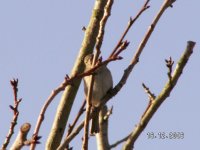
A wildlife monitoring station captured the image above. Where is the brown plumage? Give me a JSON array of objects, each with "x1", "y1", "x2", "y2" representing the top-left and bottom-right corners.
[{"x1": 83, "y1": 54, "x2": 113, "y2": 135}]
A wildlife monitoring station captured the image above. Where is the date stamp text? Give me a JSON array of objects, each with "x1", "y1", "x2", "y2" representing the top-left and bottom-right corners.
[{"x1": 146, "y1": 132, "x2": 184, "y2": 140}]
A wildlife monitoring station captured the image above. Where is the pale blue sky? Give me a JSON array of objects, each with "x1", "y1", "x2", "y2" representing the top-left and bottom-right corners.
[{"x1": 0, "y1": 1, "x2": 199, "y2": 149}]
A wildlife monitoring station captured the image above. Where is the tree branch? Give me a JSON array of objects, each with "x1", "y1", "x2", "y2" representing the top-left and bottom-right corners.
[
  {"x1": 65, "y1": 100, "x2": 86, "y2": 150},
  {"x1": 109, "y1": 134, "x2": 130, "y2": 149},
  {"x1": 96, "y1": 105, "x2": 110, "y2": 150},
  {"x1": 98, "y1": 0, "x2": 177, "y2": 113},
  {"x1": 109, "y1": 0, "x2": 150, "y2": 58},
  {"x1": 57, "y1": 120, "x2": 85, "y2": 150},
  {"x1": 130, "y1": 0, "x2": 176, "y2": 66},
  {"x1": 10, "y1": 123, "x2": 31, "y2": 150},
  {"x1": 1, "y1": 79, "x2": 22, "y2": 150},
  {"x1": 122, "y1": 41, "x2": 195, "y2": 150}
]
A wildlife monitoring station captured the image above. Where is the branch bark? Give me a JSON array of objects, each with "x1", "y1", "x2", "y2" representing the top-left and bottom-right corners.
[
  {"x1": 10, "y1": 123, "x2": 31, "y2": 150},
  {"x1": 45, "y1": 1, "x2": 108, "y2": 149},
  {"x1": 109, "y1": 134, "x2": 130, "y2": 149},
  {"x1": 122, "y1": 41, "x2": 196, "y2": 150},
  {"x1": 96, "y1": 105, "x2": 110, "y2": 150}
]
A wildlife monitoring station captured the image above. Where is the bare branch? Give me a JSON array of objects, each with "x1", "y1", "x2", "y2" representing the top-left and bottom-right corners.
[
  {"x1": 10, "y1": 79, "x2": 18, "y2": 103},
  {"x1": 67, "y1": 100, "x2": 86, "y2": 136},
  {"x1": 96, "y1": 105, "x2": 110, "y2": 150},
  {"x1": 165, "y1": 56, "x2": 174, "y2": 81},
  {"x1": 96, "y1": 0, "x2": 113, "y2": 52},
  {"x1": 30, "y1": 76, "x2": 70, "y2": 148},
  {"x1": 58, "y1": 106, "x2": 112, "y2": 149},
  {"x1": 65, "y1": 100, "x2": 86, "y2": 149},
  {"x1": 10, "y1": 123, "x2": 31, "y2": 150},
  {"x1": 141, "y1": 83, "x2": 156, "y2": 119},
  {"x1": 110, "y1": 134, "x2": 130, "y2": 149},
  {"x1": 57, "y1": 121, "x2": 85, "y2": 150},
  {"x1": 1, "y1": 79, "x2": 22, "y2": 150},
  {"x1": 109, "y1": 0, "x2": 150, "y2": 58},
  {"x1": 122, "y1": 41, "x2": 195, "y2": 150},
  {"x1": 142, "y1": 83, "x2": 156, "y2": 100},
  {"x1": 130, "y1": 0, "x2": 175, "y2": 66},
  {"x1": 82, "y1": 83, "x2": 93, "y2": 150}
]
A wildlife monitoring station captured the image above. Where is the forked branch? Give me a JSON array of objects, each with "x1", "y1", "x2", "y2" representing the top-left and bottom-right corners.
[{"x1": 122, "y1": 41, "x2": 195, "y2": 150}]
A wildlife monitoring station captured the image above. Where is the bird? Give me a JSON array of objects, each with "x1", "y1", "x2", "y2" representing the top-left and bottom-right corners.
[{"x1": 83, "y1": 54, "x2": 113, "y2": 135}]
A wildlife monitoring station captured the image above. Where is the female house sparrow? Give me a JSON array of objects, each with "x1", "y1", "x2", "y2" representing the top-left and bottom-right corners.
[{"x1": 83, "y1": 54, "x2": 113, "y2": 134}]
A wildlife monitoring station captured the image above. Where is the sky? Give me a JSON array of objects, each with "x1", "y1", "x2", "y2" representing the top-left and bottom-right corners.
[{"x1": 0, "y1": 0, "x2": 199, "y2": 150}]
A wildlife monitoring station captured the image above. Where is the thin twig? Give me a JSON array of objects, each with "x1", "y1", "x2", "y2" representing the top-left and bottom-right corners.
[
  {"x1": 142, "y1": 83, "x2": 156, "y2": 100},
  {"x1": 82, "y1": 79, "x2": 94, "y2": 150},
  {"x1": 110, "y1": 134, "x2": 130, "y2": 149},
  {"x1": 112, "y1": 41, "x2": 130, "y2": 58},
  {"x1": 65, "y1": 100, "x2": 86, "y2": 150},
  {"x1": 109, "y1": 0, "x2": 150, "y2": 58},
  {"x1": 1, "y1": 79, "x2": 22, "y2": 150},
  {"x1": 96, "y1": 0, "x2": 113, "y2": 51},
  {"x1": 141, "y1": 83, "x2": 155, "y2": 119},
  {"x1": 82, "y1": 102, "x2": 92, "y2": 150},
  {"x1": 57, "y1": 120, "x2": 85, "y2": 150},
  {"x1": 30, "y1": 76, "x2": 70, "y2": 146},
  {"x1": 82, "y1": 52, "x2": 100, "y2": 150},
  {"x1": 165, "y1": 56, "x2": 174, "y2": 81},
  {"x1": 67, "y1": 100, "x2": 86, "y2": 136}
]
